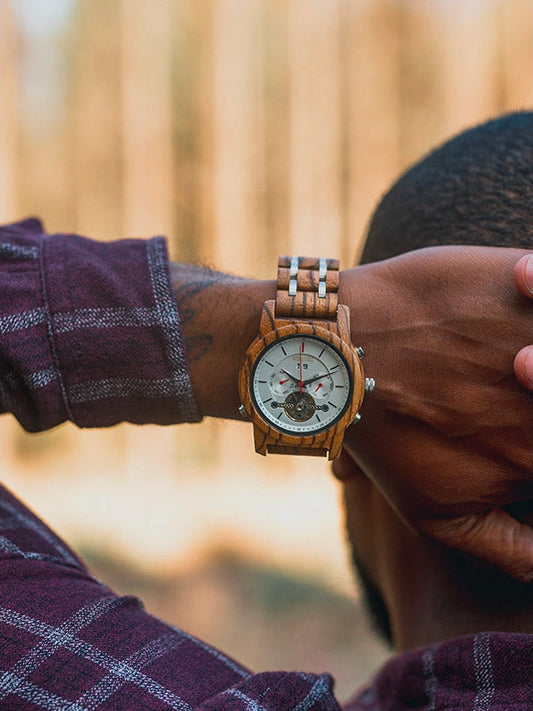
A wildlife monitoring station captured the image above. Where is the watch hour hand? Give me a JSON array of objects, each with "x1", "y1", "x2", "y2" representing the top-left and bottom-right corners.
[{"x1": 280, "y1": 369, "x2": 301, "y2": 384}]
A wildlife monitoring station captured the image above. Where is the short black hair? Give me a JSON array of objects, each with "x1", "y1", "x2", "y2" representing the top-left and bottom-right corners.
[{"x1": 361, "y1": 111, "x2": 533, "y2": 264}]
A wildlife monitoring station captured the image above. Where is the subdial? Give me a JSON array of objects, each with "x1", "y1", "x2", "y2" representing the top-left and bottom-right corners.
[
  {"x1": 268, "y1": 368, "x2": 298, "y2": 398},
  {"x1": 304, "y1": 375, "x2": 334, "y2": 400}
]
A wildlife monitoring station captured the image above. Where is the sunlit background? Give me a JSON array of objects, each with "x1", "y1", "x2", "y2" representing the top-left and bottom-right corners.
[{"x1": 0, "y1": 0, "x2": 531, "y2": 701}]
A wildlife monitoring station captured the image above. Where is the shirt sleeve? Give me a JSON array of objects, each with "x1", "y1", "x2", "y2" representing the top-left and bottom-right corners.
[
  {"x1": 0, "y1": 218, "x2": 201, "y2": 431},
  {"x1": 0, "y1": 482, "x2": 343, "y2": 710}
]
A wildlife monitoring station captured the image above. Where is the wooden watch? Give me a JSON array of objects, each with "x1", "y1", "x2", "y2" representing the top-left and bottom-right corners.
[{"x1": 238, "y1": 256, "x2": 374, "y2": 460}]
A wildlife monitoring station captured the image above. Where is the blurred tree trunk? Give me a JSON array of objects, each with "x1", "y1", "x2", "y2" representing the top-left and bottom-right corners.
[
  {"x1": 70, "y1": 0, "x2": 122, "y2": 238},
  {"x1": 341, "y1": 0, "x2": 401, "y2": 265},
  {"x1": 288, "y1": 0, "x2": 344, "y2": 258},
  {"x1": 119, "y1": 0, "x2": 175, "y2": 238},
  {"x1": 0, "y1": 0, "x2": 21, "y2": 221}
]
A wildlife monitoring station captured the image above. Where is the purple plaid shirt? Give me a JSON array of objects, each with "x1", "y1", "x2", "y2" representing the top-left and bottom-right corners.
[{"x1": 0, "y1": 219, "x2": 531, "y2": 710}]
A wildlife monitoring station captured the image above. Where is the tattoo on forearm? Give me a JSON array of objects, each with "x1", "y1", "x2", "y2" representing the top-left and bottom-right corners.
[
  {"x1": 174, "y1": 280, "x2": 215, "y2": 324},
  {"x1": 174, "y1": 277, "x2": 228, "y2": 363},
  {"x1": 185, "y1": 334, "x2": 213, "y2": 363},
  {"x1": 173, "y1": 266, "x2": 245, "y2": 365}
]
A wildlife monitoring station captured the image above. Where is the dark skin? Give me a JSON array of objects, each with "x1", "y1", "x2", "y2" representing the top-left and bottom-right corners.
[
  {"x1": 331, "y1": 252, "x2": 533, "y2": 651},
  {"x1": 172, "y1": 247, "x2": 533, "y2": 583},
  {"x1": 336, "y1": 454, "x2": 533, "y2": 651},
  {"x1": 513, "y1": 254, "x2": 533, "y2": 388},
  {"x1": 341, "y1": 247, "x2": 533, "y2": 582}
]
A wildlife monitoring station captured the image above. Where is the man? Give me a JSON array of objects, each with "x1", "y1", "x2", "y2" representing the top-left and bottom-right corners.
[
  {"x1": 335, "y1": 110, "x2": 533, "y2": 709},
  {"x1": 0, "y1": 112, "x2": 531, "y2": 709}
]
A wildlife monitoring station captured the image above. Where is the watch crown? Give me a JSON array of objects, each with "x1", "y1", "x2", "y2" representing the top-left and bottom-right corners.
[
  {"x1": 365, "y1": 377, "x2": 375, "y2": 393},
  {"x1": 355, "y1": 346, "x2": 365, "y2": 359},
  {"x1": 353, "y1": 412, "x2": 362, "y2": 424},
  {"x1": 238, "y1": 404, "x2": 250, "y2": 421}
]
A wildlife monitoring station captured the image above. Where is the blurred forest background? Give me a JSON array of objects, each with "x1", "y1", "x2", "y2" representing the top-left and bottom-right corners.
[{"x1": 0, "y1": 0, "x2": 531, "y2": 700}]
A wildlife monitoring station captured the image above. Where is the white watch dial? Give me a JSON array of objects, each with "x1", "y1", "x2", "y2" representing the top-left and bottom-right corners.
[{"x1": 251, "y1": 335, "x2": 353, "y2": 435}]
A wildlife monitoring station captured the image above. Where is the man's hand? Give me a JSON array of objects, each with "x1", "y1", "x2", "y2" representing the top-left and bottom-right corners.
[
  {"x1": 338, "y1": 246, "x2": 533, "y2": 582},
  {"x1": 171, "y1": 248, "x2": 533, "y2": 582},
  {"x1": 513, "y1": 254, "x2": 533, "y2": 390}
]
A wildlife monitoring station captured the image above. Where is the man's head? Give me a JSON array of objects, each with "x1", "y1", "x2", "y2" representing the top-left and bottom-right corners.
[
  {"x1": 361, "y1": 111, "x2": 533, "y2": 264},
  {"x1": 344, "y1": 111, "x2": 533, "y2": 649}
]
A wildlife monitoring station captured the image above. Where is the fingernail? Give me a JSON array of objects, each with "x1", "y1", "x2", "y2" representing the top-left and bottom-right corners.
[
  {"x1": 525, "y1": 255, "x2": 533, "y2": 294},
  {"x1": 526, "y1": 348, "x2": 533, "y2": 387}
]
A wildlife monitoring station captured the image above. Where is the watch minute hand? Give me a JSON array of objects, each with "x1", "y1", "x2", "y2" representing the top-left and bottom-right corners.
[{"x1": 302, "y1": 372, "x2": 330, "y2": 387}]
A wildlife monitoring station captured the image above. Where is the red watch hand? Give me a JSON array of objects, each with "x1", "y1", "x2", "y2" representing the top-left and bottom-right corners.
[{"x1": 299, "y1": 342, "x2": 304, "y2": 394}]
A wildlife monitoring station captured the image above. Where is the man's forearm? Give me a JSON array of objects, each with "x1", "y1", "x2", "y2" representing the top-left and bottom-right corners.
[
  {"x1": 169, "y1": 263, "x2": 275, "y2": 419},
  {"x1": 170, "y1": 250, "x2": 533, "y2": 424}
]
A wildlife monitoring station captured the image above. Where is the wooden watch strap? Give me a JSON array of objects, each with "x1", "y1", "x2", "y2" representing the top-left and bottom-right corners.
[
  {"x1": 267, "y1": 444, "x2": 328, "y2": 457},
  {"x1": 276, "y1": 256, "x2": 339, "y2": 320}
]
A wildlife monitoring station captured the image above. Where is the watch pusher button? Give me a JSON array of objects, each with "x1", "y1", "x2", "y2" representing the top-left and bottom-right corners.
[
  {"x1": 355, "y1": 346, "x2": 365, "y2": 359},
  {"x1": 352, "y1": 412, "x2": 362, "y2": 424},
  {"x1": 364, "y1": 377, "x2": 375, "y2": 393},
  {"x1": 238, "y1": 404, "x2": 250, "y2": 421}
]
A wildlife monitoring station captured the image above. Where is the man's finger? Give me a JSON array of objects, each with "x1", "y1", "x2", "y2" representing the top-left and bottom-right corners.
[
  {"x1": 513, "y1": 254, "x2": 533, "y2": 298},
  {"x1": 514, "y1": 346, "x2": 533, "y2": 390},
  {"x1": 427, "y1": 508, "x2": 533, "y2": 583}
]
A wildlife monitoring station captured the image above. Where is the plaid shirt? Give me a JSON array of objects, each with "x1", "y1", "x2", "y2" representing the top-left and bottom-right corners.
[{"x1": 0, "y1": 219, "x2": 531, "y2": 710}]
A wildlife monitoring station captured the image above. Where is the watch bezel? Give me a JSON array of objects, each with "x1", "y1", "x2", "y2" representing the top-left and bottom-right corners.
[
  {"x1": 249, "y1": 333, "x2": 353, "y2": 436},
  {"x1": 239, "y1": 320, "x2": 365, "y2": 448}
]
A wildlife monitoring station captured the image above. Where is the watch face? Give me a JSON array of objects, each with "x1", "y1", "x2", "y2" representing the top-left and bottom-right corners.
[{"x1": 250, "y1": 334, "x2": 353, "y2": 435}]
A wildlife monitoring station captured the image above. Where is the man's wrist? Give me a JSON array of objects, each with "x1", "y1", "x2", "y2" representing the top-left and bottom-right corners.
[
  {"x1": 169, "y1": 262, "x2": 276, "y2": 419},
  {"x1": 339, "y1": 262, "x2": 398, "y2": 403},
  {"x1": 170, "y1": 259, "x2": 389, "y2": 422}
]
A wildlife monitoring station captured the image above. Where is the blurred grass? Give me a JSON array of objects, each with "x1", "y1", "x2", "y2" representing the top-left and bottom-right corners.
[{"x1": 83, "y1": 544, "x2": 390, "y2": 702}]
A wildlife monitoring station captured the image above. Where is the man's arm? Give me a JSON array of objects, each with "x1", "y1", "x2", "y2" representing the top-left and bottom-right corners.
[
  {"x1": 2, "y1": 219, "x2": 533, "y2": 579},
  {"x1": 170, "y1": 246, "x2": 533, "y2": 580},
  {"x1": 171, "y1": 249, "x2": 533, "y2": 423},
  {"x1": 338, "y1": 246, "x2": 533, "y2": 581},
  {"x1": 168, "y1": 263, "x2": 275, "y2": 419}
]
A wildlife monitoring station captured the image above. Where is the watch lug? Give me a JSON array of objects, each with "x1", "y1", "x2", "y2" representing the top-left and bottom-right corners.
[
  {"x1": 335, "y1": 304, "x2": 352, "y2": 341},
  {"x1": 327, "y1": 430, "x2": 345, "y2": 460},
  {"x1": 253, "y1": 426, "x2": 268, "y2": 456}
]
